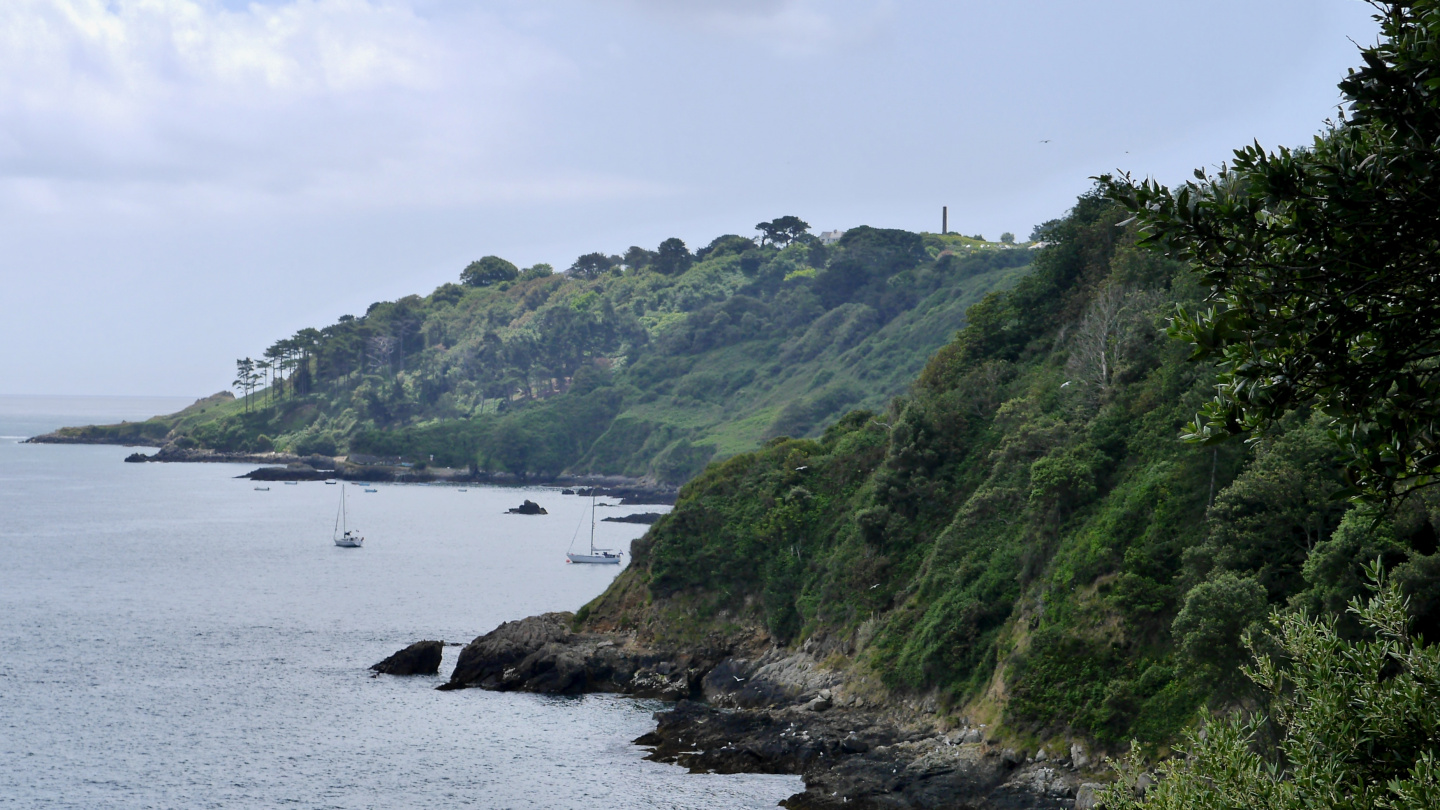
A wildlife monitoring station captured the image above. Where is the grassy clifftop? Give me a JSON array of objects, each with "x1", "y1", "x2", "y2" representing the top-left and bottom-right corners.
[{"x1": 578, "y1": 190, "x2": 1440, "y2": 752}]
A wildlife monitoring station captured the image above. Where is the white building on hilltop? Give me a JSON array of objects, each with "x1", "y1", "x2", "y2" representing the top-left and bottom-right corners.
[{"x1": 818, "y1": 229, "x2": 846, "y2": 245}]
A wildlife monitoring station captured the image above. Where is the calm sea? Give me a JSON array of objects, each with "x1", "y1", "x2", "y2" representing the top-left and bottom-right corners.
[{"x1": 0, "y1": 396, "x2": 799, "y2": 809}]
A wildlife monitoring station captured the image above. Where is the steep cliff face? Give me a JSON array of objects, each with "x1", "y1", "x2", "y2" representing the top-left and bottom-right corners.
[{"x1": 574, "y1": 193, "x2": 1252, "y2": 752}]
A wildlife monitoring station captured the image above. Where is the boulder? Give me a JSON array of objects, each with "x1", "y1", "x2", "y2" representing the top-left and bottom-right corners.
[
  {"x1": 804, "y1": 695, "x2": 832, "y2": 712},
  {"x1": 506, "y1": 499, "x2": 548, "y2": 515},
  {"x1": 1071, "y1": 742, "x2": 1092, "y2": 769},
  {"x1": 1076, "y1": 782, "x2": 1105, "y2": 810},
  {"x1": 371, "y1": 640, "x2": 444, "y2": 675}
]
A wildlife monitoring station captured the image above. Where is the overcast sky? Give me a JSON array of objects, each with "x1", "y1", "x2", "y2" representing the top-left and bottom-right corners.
[{"x1": 1, "y1": 0, "x2": 1380, "y2": 397}]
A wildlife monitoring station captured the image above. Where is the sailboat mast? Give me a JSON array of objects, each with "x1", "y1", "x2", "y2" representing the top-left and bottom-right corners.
[{"x1": 590, "y1": 493, "x2": 596, "y2": 554}]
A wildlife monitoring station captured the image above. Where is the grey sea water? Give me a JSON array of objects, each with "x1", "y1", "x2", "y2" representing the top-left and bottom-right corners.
[{"x1": 0, "y1": 396, "x2": 800, "y2": 809}]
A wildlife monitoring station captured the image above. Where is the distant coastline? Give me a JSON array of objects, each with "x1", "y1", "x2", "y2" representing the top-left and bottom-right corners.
[{"x1": 24, "y1": 431, "x2": 678, "y2": 502}]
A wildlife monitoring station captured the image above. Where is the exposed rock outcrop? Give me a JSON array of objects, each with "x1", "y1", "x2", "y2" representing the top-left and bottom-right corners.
[
  {"x1": 438, "y1": 613, "x2": 717, "y2": 698},
  {"x1": 506, "y1": 500, "x2": 548, "y2": 515},
  {"x1": 436, "y1": 612, "x2": 1088, "y2": 808},
  {"x1": 371, "y1": 640, "x2": 444, "y2": 675},
  {"x1": 600, "y1": 512, "x2": 665, "y2": 524},
  {"x1": 572, "y1": 486, "x2": 677, "y2": 505}
]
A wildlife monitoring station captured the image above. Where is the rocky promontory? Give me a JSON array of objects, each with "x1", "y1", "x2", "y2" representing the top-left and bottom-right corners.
[{"x1": 436, "y1": 613, "x2": 1095, "y2": 809}]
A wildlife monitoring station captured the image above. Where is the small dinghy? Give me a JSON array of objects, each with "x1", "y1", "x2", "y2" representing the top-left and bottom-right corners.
[
  {"x1": 364, "y1": 488, "x2": 378, "y2": 493},
  {"x1": 254, "y1": 486, "x2": 270, "y2": 491}
]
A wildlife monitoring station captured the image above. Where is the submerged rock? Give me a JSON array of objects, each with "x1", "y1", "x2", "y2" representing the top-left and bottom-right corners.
[
  {"x1": 371, "y1": 640, "x2": 444, "y2": 675},
  {"x1": 506, "y1": 500, "x2": 548, "y2": 515}
]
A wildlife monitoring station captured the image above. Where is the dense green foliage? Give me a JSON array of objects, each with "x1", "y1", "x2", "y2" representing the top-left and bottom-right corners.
[
  {"x1": 1102, "y1": 1, "x2": 1440, "y2": 501},
  {"x1": 138, "y1": 225, "x2": 1031, "y2": 482},
  {"x1": 1105, "y1": 568, "x2": 1440, "y2": 810},
  {"x1": 584, "y1": 188, "x2": 1440, "y2": 751}
]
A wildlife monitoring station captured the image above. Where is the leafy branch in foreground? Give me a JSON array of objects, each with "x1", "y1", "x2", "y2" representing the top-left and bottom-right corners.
[
  {"x1": 1104, "y1": 562, "x2": 1440, "y2": 810},
  {"x1": 1100, "y1": 1, "x2": 1440, "y2": 501}
]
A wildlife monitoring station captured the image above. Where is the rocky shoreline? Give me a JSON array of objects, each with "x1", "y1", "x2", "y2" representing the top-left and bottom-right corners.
[
  {"x1": 424, "y1": 613, "x2": 1101, "y2": 809},
  {"x1": 26, "y1": 434, "x2": 678, "y2": 503}
]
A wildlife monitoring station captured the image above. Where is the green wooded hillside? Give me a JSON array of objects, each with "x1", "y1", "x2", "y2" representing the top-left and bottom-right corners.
[
  {"x1": 580, "y1": 189, "x2": 1440, "y2": 751},
  {"x1": 92, "y1": 226, "x2": 1032, "y2": 483}
]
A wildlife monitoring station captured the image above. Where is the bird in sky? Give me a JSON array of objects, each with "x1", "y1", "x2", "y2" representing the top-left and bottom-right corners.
[{"x1": 1039, "y1": 139, "x2": 1052, "y2": 143}]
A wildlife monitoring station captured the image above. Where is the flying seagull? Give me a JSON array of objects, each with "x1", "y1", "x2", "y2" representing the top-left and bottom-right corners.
[{"x1": 1039, "y1": 139, "x2": 1052, "y2": 143}]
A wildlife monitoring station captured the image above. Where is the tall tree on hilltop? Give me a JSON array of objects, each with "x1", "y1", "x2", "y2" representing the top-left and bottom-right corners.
[
  {"x1": 233, "y1": 358, "x2": 255, "y2": 412},
  {"x1": 621, "y1": 245, "x2": 654, "y2": 270},
  {"x1": 756, "y1": 216, "x2": 811, "y2": 247},
  {"x1": 460, "y1": 256, "x2": 519, "y2": 287},
  {"x1": 653, "y1": 238, "x2": 692, "y2": 275},
  {"x1": 293, "y1": 328, "x2": 321, "y2": 395},
  {"x1": 568, "y1": 252, "x2": 616, "y2": 280},
  {"x1": 1103, "y1": 0, "x2": 1440, "y2": 502}
]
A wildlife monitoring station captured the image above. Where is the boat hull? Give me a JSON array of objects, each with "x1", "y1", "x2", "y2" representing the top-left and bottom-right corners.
[
  {"x1": 334, "y1": 538, "x2": 363, "y2": 548},
  {"x1": 566, "y1": 552, "x2": 621, "y2": 564}
]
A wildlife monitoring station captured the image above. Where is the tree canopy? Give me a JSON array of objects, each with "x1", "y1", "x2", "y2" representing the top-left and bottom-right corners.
[
  {"x1": 568, "y1": 252, "x2": 616, "y2": 279},
  {"x1": 756, "y1": 216, "x2": 811, "y2": 247},
  {"x1": 1102, "y1": 1, "x2": 1440, "y2": 502},
  {"x1": 460, "y1": 256, "x2": 519, "y2": 287},
  {"x1": 652, "y1": 238, "x2": 693, "y2": 275}
]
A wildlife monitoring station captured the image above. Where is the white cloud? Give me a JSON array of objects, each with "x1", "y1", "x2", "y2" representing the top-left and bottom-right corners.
[
  {"x1": 0, "y1": 0, "x2": 661, "y2": 214},
  {"x1": 617, "y1": 0, "x2": 891, "y2": 57}
]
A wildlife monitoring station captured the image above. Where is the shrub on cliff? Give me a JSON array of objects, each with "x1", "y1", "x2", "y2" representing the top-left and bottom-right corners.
[{"x1": 1104, "y1": 566, "x2": 1440, "y2": 810}]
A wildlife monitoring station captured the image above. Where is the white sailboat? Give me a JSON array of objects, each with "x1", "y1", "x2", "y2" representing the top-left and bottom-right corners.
[
  {"x1": 566, "y1": 494, "x2": 622, "y2": 564},
  {"x1": 333, "y1": 486, "x2": 364, "y2": 548}
]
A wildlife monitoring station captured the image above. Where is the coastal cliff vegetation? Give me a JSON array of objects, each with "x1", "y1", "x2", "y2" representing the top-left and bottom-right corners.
[
  {"x1": 581, "y1": 184, "x2": 1440, "y2": 760},
  {"x1": 61, "y1": 223, "x2": 1031, "y2": 484}
]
